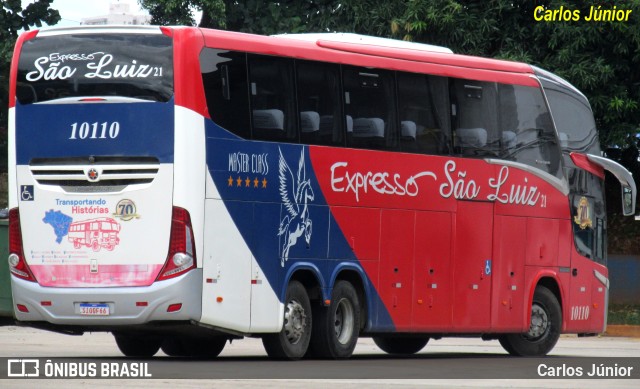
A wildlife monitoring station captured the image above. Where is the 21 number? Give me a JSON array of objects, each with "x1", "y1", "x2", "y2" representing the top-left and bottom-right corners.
[{"x1": 69, "y1": 121, "x2": 120, "y2": 140}]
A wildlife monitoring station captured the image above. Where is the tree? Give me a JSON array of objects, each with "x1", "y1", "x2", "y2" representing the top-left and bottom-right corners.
[
  {"x1": 139, "y1": 0, "x2": 392, "y2": 34},
  {"x1": 138, "y1": 0, "x2": 226, "y2": 28}
]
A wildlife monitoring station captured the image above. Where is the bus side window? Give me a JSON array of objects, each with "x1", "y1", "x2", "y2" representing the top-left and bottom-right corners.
[
  {"x1": 397, "y1": 72, "x2": 451, "y2": 155},
  {"x1": 499, "y1": 84, "x2": 561, "y2": 178},
  {"x1": 248, "y1": 55, "x2": 297, "y2": 143},
  {"x1": 200, "y1": 49, "x2": 251, "y2": 139},
  {"x1": 451, "y1": 79, "x2": 499, "y2": 157},
  {"x1": 343, "y1": 66, "x2": 397, "y2": 151},
  {"x1": 296, "y1": 61, "x2": 343, "y2": 146}
]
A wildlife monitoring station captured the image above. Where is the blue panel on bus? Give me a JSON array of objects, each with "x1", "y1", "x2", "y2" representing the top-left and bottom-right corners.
[
  {"x1": 204, "y1": 128, "x2": 394, "y2": 331},
  {"x1": 14, "y1": 99, "x2": 175, "y2": 164}
]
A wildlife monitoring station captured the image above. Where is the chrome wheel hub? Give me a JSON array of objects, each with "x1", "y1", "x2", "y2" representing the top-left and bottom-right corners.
[
  {"x1": 283, "y1": 299, "x2": 306, "y2": 344},
  {"x1": 525, "y1": 303, "x2": 549, "y2": 340},
  {"x1": 334, "y1": 297, "x2": 355, "y2": 345}
]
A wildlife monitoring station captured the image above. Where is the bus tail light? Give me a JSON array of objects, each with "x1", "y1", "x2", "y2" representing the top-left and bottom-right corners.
[
  {"x1": 157, "y1": 207, "x2": 197, "y2": 281},
  {"x1": 8, "y1": 208, "x2": 36, "y2": 282}
]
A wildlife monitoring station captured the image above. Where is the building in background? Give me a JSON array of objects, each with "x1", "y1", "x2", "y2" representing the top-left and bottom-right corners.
[{"x1": 81, "y1": 0, "x2": 150, "y2": 26}]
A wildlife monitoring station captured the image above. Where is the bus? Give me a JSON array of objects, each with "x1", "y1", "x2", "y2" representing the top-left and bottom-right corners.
[
  {"x1": 7, "y1": 25, "x2": 636, "y2": 359},
  {"x1": 67, "y1": 217, "x2": 121, "y2": 252}
]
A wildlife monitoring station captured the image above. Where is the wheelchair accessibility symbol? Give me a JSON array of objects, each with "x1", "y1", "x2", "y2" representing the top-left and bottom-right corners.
[{"x1": 21, "y1": 185, "x2": 34, "y2": 201}]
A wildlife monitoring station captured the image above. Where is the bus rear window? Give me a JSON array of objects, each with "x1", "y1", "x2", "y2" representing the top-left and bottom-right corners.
[{"x1": 16, "y1": 33, "x2": 173, "y2": 104}]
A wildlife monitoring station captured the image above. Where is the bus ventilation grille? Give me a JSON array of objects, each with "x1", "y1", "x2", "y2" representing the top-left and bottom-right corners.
[{"x1": 29, "y1": 156, "x2": 160, "y2": 193}]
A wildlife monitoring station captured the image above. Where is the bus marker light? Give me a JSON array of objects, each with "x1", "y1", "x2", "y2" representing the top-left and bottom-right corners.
[
  {"x1": 17, "y1": 304, "x2": 29, "y2": 313},
  {"x1": 136, "y1": 302, "x2": 148, "y2": 307},
  {"x1": 216, "y1": 297, "x2": 223, "y2": 303},
  {"x1": 324, "y1": 299, "x2": 331, "y2": 306},
  {"x1": 593, "y1": 303, "x2": 598, "y2": 309},
  {"x1": 167, "y1": 303, "x2": 182, "y2": 312},
  {"x1": 40, "y1": 301, "x2": 52, "y2": 306},
  {"x1": 417, "y1": 299, "x2": 423, "y2": 305}
]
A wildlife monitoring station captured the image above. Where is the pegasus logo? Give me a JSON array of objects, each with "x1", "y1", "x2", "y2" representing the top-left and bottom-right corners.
[{"x1": 278, "y1": 147, "x2": 315, "y2": 267}]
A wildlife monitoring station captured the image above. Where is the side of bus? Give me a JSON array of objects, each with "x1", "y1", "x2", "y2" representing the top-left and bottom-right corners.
[{"x1": 163, "y1": 28, "x2": 618, "y2": 358}]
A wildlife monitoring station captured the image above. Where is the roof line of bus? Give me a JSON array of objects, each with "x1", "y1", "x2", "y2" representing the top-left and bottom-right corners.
[
  {"x1": 193, "y1": 27, "x2": 535, "y2": 76},
  {"x1": 32, "y1": 24, "x2": 164, "y2": 36}
]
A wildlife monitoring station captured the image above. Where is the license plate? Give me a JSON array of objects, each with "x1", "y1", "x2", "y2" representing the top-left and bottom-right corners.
[{"x1": 79, "y1": 303, "x2": 110, "y2": 316}]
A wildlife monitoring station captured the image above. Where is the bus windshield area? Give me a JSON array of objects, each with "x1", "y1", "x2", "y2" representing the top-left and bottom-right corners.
[{"x1": 16, "y1": 33, "x2": 173, "y2": 104}]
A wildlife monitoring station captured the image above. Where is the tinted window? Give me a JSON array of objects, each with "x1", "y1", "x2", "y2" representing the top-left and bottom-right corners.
[
  {"x1": 452, "y1": 80, "x2": 499, "y2": 156},
  {"x1": 296, "y1": 61, "x2": 343, "y2": 146},
  {"x1": 201, "y1": 49, "x2": 250, "y2": 138},
  {"x1": 500, "y1": 84, "x2": 561, "y2": 177},
  {"x1": 452, "y1": 79, "x2": 561, "y2": 177},
  {"x1": 17, "y1": 34, "x2": 173, "y2": 104},
  {"x1": 248, "y1": 55, "x2": 296, "y2": 142},
  {"x1": 343, "y1": 66, "x2": 397, "y2": 150},
  {"x1": 397, "y1": 72, "x2": 451, "y2": 154},
  {"x1": 544, "y1": 88, "x2": 601, "y2": 155}
]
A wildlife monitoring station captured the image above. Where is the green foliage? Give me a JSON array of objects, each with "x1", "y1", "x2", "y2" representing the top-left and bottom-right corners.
[
  {"x1": 608, "y1": 304, "x2": 640, "y2": 325},
  {"x1": 138, "y1": 0, "x2": 226, "y2": 28}
]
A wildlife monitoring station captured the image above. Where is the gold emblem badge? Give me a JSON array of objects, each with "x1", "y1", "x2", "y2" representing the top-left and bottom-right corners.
[{"x1": 574, "y1": 196, "x2": 592, "y2": 230}]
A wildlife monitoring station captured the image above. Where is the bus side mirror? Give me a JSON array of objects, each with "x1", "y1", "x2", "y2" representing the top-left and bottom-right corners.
[
  {"x1": 623, "y1": 185, "x2": 634, "y2": 216},
  {"x1": 586, "y1": 154, "x2": 636, "y2": 217}
]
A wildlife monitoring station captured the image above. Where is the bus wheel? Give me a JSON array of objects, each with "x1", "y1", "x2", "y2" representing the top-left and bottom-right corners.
[
  {"x1": 73, "y1": 241, "x2": 81, "y2": 249},
  {"x1": 308, "y1": 280, "x2": 360, "y2": 359},
  {"x1": 262, "y1": 280, "x2": 311, "y2": 360},
  {"x1": 373, "y1": 336, "x2": 429, "y2": 355},
  {"x1": 499, "y1": 286, "x2": 561, "y2": 356},
  {"x1": 114, "y1": 333, "x2": 161, "y2": 357},
  {"x1": 162, "y1": 336, "x2": 226, "y2": 358}
]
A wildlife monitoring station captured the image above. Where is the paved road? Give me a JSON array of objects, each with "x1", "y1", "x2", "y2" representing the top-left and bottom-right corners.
[{"x1": 0, "y1": 326, "x2": 638, "y2": 388}]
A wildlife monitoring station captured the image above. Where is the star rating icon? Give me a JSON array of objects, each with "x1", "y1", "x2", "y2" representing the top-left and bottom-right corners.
[{"x1": 226, "y1": 175, "x2": 267, "y2": 189}]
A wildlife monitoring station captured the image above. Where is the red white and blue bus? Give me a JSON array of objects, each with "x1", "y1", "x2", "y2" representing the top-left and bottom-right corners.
[{"x1": 7, "y1": 25, "x2": 636, "y2": 359}]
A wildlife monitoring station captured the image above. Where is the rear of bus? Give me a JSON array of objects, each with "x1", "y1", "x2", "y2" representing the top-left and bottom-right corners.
[{"x1": 7, "y1": 26, "x2": 200, "y2": 329}]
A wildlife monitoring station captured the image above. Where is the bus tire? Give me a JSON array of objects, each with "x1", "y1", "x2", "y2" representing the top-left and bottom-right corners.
[
  {"x1": 262, "y1": 280, "x2": 311, "y2": 360},
  {"x1": 372, "y1": 336, "x2": 429, "y2": 355},
  {"x1": 308, "y1": 280, "x2": 360, "y2": 359},
  {"x1": 498, "y1": 285, "x2": 562, "y2": 356},
  {"x1": 114, "y1": 333, "x2": 161, "y2": 357},
  {"x1": 161, "y1": 337, "x2": 187, "y2": 357}
]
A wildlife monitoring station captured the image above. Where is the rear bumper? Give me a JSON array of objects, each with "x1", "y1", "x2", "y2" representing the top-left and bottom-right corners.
[{"x1": 11, "y1": 269, "x2": 202, "y2": 326}]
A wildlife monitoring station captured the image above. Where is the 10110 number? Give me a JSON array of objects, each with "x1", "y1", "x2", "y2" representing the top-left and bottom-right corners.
[{"x1": 69, "y1": 121, "x2": 120, "y2": 139}]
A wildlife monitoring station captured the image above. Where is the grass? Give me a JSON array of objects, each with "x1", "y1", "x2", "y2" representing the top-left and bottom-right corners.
[{"x1": 608, "y1": 304, "x2": 640, "y2": 325}]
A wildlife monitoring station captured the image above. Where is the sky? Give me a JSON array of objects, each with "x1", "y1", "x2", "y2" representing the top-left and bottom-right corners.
[{"x1": 22, "y1": 0, "x2": 148, "y2": 27}]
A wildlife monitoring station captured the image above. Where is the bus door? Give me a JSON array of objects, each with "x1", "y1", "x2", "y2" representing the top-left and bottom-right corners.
[{"x1": 452, "y1": 200, "x2": 494, "y2": 330}]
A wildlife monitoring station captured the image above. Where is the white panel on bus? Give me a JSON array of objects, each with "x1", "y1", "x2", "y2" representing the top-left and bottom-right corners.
[
  {"x1": 173, "y1": 106, "x2": 207, "y2": 268},
  {"x1": 201, "y1": 197, "x2": 252, "y2": 332}
]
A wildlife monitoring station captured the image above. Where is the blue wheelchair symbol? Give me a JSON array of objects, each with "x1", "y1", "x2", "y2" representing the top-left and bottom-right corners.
[
  {"x1": 485, "y1": 259, "x2": 492, "y2": 276},
  {"x1": 20, "y1": 185, "x2": 34, "y2": 201}
]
